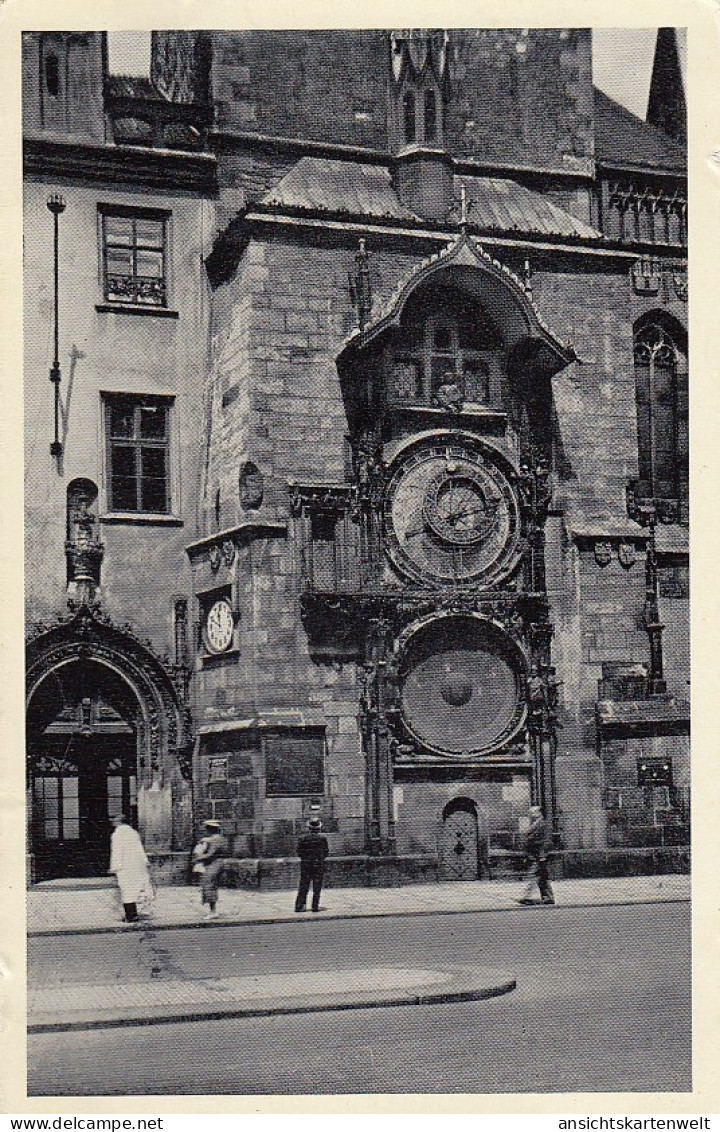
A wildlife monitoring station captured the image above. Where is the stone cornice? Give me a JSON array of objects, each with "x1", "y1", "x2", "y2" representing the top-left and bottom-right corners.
[
  {"x1": 24, "y1": 136, "x2": 218, "y2": 196},
  {"x1": 597, "y1": 158, "x2": 686, "y2": 180},
  {"x1": 185, "y1": 520, "x2": 287, "y2": 559},
  {"x1": 241, "y1": 209, "x2": 679, "y2": 263}
]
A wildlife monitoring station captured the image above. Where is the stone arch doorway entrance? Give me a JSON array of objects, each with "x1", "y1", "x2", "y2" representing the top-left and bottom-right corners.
[
  {"x1": 439, "y1": 797, "x2": 486, "y2": 881},
  {"x1": 27, "y1": 660, "x2": 142, "y2": 880},
  {"x1": 26, "y1": 606, "x2": 193, "y2": 883}
]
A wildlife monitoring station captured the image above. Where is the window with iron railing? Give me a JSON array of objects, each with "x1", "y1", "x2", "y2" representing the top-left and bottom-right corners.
[{"x1": 100, "y1": 207, "x2": 169, "y2": 307}]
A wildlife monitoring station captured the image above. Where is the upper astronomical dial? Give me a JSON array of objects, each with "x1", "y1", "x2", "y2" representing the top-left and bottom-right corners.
[{"x1": 384, "y1": 438, "x2": 520, "y2": 585}]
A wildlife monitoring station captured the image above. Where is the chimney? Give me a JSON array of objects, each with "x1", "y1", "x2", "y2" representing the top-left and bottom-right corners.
[{"x1": 393, "y1": 145, "x2": 454, "y2": 223}]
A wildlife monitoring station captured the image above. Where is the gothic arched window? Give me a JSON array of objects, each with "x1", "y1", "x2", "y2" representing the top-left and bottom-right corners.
[
  {"x1": 424, "y1": 90, "x2": 437, "y2": 142},
  {"x1": 399, "y1": 83, "x2": 443, "y2": 147},
  {"x1": 403, "y1": 91, "x2": 416, "y2": 144},
  {"x1": 633, "y1": 316, "x2": 688, "y2": 505},
  {"x1": 387, "y1": 287, "x2": 506, "y2": 408}
]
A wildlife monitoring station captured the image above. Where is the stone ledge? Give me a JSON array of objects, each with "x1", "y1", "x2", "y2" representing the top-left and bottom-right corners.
[
  {"x1": 141, "y1": 847, "x2": 690, "y2": 889},
  {"x1": 549, "y1": 846, "x2": 690, "y2": 880},
  {"x1": 221, "y1": 854, "x2": 440, "y2": 890}
]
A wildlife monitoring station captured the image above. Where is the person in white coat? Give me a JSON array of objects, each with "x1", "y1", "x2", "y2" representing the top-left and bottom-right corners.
[{"x1": 109, "y1": 814, "x2": 154, "y2": 923}]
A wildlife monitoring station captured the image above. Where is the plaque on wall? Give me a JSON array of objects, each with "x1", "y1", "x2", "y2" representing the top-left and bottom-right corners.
[{"x1": 265, "y1": 732, "x2": 325, "y2": 797}]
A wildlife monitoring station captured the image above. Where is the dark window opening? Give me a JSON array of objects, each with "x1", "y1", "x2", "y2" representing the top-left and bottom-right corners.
[
  {"x1": 424, "y1": 90, "x2": 437, "y2": 142},
  {"x1": 104, "y1": 395, "x2": 171, "y2": 514},
  {"x1": 310, "y1": 513, "x2": 337, "y2": 590},
  {"x1": 403, "y1": 91, "x2": 416, "y2": 143},
  {"x1": 45, "y1": 53, "x2": 60, "y2": 97}
]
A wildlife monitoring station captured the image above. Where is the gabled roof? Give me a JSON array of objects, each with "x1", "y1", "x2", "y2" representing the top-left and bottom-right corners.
[
  {"x1": 260, "y1": 156, "x2": 602, "y2": 240},
  {"x1": 594, "y1": 87, "x2": 686, "y2": 173},
  {"x1": 339, "y1": 232, "x2": 575, "y2": 373}
]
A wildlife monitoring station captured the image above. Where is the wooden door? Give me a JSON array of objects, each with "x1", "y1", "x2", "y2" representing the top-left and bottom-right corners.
[{"x1": 439, "y1": 807, "x2": 479, "y2": 880}]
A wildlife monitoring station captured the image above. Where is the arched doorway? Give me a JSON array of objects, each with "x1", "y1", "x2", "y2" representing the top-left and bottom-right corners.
[
  {"x1": 27, "y1": 660, "x2": 142, "y2": 879},
  {"x1": 439, "y1": 797, "x2": 485, "y2": 881},
  {"x1": 26, "y1": 606, "x2": 192, "y2": 882}
]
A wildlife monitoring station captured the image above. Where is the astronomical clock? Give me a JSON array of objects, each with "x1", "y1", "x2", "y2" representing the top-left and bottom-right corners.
[
  {"x1": 384, "y1": 434, "x2": 521, "y2": 588},
  {"x1": 397, "y1": 614, "x2": 527, "y2": 759}
]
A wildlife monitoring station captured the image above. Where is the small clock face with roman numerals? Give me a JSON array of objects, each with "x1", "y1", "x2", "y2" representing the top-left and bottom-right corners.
[
  {"x1": 204, "y1": 598, "x2": 234, "y2": 654},
  {"x1": 384, "y1": 436, "x2": 520, "y2": 585}
]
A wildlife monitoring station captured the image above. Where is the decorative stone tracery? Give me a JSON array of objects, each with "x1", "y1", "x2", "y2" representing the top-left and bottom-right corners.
[{"x1": 26, "y1": 603, "x2": 192, "y2": 784}]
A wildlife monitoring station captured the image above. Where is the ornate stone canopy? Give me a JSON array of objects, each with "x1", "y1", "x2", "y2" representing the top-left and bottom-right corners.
[
  {"x1": 338, "y1": 232, "x2": 576, "y2": 378},
  {"x1": 26, "y1": 604, "x2": 191, "y2": 782}
]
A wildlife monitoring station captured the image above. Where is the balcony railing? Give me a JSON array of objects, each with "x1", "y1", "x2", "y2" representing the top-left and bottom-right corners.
[{"x1": 106, "y1": 93, "x2": 212, "y2": 153}]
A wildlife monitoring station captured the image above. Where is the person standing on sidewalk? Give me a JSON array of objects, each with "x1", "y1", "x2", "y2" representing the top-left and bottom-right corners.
[
  {"x1": 295, "y1": 817, "x2": 329, "y2": 913},
  {"x1": 194, "y1": 819, "x2": 229, "y2": 920},
  {"x1": 517, "y1": 805, "x2": 555, "y2": 906},
  {"x1": 108, "y1": 814, "x2": 154, "y2": 924}
]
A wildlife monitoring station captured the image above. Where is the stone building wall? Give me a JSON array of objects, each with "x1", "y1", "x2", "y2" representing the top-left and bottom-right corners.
[
  {"x1": 446, "y1": 29, "x2": 594, "y2": 171},
  {"x1": 154, "y1": 30, "x2": 595, "y2": 175},
  {"x1": 197, "y1": 225, "x2": 688, "y2": 858}
]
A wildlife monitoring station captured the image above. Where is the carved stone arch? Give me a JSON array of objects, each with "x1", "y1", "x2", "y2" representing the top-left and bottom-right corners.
[
  {"x1": 26, "y1": 606, "x2": 193, "y2": 877},
  {"x1": 26, "y1": 606, "x2": 190, "y2": 785},
  {"x1": 338, "y1": 233, "x2": 575, "y2": 379},
  {"x1": 633, "y1": 308, "x2": 687, "y2": 359},
  {"x1": 441, "y1": 795, "x2": 478, "y2": 819}
]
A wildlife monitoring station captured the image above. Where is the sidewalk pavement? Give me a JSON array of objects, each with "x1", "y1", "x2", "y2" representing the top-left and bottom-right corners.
[
  {"x1": 27, "y1": 875, "x2": 689, "y2": 1032},
  {"x1": 27, "y1": 872, "x2": 690, "y2": 936},
  {"x1": 27, "y1": 964, "x2": 518, "y2": 1032}
]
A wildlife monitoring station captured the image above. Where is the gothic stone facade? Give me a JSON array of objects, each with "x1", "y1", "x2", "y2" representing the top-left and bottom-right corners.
[{"x1": 25, "y1": 29, "x2": 689, "y2": 883}]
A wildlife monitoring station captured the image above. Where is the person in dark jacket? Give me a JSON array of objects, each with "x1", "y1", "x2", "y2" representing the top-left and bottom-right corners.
[
  {"x1": 294, "y1": 817, "x2": 330, "y2": 913},
  {"x1": 517, "y1": 805, "x2": 555, "y2": 905}
]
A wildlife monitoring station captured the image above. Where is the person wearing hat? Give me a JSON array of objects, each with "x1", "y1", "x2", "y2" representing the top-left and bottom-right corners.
[
  {"x1": 193, "y1": 819, "x2": 229, "y2": 920},
  {"x1": 517, "y1": 805, "x2": 555, "y2": 906},
  {"x1": 294, "y1": 817, "x2": 330, "y2": 913}
]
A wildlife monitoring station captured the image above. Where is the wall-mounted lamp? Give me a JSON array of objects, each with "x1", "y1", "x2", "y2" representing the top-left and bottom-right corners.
[{"x1": 47, "y1": 194, "x2": 66, "y2": 458}]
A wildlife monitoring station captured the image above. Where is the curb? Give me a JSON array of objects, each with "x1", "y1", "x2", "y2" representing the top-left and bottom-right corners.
[
  {"x1": 27, "y1": 967, "x2": 517, "y2": 1033},
  {"x1": 26, "y1": 894, "x2": 691, "y2": 939}
]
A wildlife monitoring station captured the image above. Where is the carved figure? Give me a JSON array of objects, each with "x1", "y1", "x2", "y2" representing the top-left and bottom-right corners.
[
  {"x1": 432, "y1": 372, "x2": 464, "y2": 414},
  {"x1": 594, "y1": 541, "x2": 612, "y2": 568},
  {"x1": 526, "y1": 664, "x2": 547, "y2": 715}
]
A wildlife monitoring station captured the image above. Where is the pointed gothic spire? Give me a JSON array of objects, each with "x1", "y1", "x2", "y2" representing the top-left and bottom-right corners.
[{"x1": 647, "y1": 28, "x2": 686, "y2": 144}]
